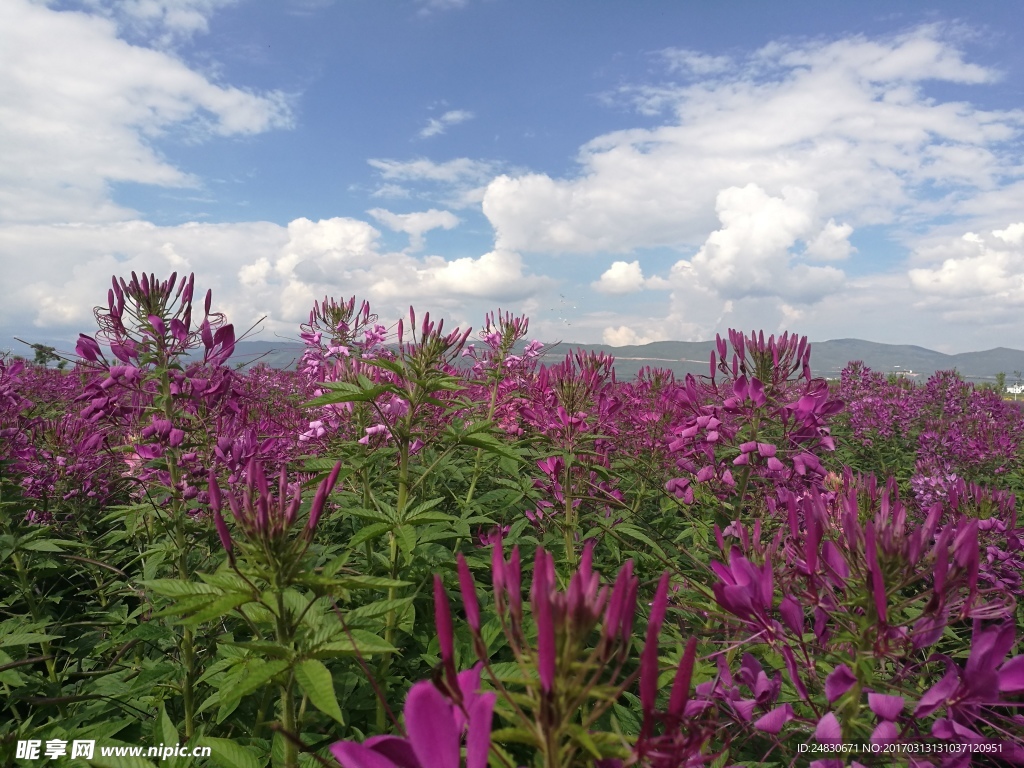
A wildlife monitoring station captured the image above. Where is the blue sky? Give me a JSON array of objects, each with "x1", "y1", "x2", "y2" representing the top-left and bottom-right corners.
[{"x1": 3, "y1": 0, "x2": 1024, "y2": 355}]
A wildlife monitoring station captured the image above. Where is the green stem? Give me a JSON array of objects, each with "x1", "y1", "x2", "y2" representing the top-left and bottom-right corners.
[
  {"x1": 562, "y1": 454, "x2": 578, "y2": 571},
  {"x1": 276, "y1": 591, "x2": 298, "y2": 768},
  {"x1": 376, "y1": 531, "x2": 401, "y2": 732},
  {"x1": 12, "y1": 551, "x2": 66, "y2": 717},
  {"x1": 464, "y1": 377, "x2": 502, "y2": 510}
]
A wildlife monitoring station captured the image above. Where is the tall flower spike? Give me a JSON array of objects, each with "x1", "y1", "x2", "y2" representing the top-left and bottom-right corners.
[
  {"x1": 457, "y1": 553, "x2": 481, "y2": 633},
  {"x1": 306, "y1": 460, "x2": 343, "y2": 537},
  {"x1": 640, "y1": 572, "x2": 671, "y2": 714},
  {"x1": 491, "y1": 536, "x2": 506, "y2": 615},
  {"x1": 667, "y1": 636, "x2": 698, "y2": 720},
  {"x1": 603, "y1": 560, "x2": 636, "y2": 647},
  {"x1": 434, "y1": 575, "x2": 454, "y2": 665},
  {"x1": 532, "y1": 549, "x2": 557, "y2": 694},
  {"x1": 208, "y1": 471, "x2": 234, "y2": 563}
]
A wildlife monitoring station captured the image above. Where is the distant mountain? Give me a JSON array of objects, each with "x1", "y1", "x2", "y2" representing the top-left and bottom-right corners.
[
  {"x1": 227, "y1": 338, "x2": 1024, "y2": 385},
  {"x1": 227, "y1": 340, "x2": 307, "y2": 370}
]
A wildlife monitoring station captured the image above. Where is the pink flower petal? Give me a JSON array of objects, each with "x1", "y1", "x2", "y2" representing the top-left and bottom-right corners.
[
  {"x1": 753, "y1": 704, "x2": 794, "y2": 735},
  {"x1": 815, "y1": 712, "x2": 842, "y2": 745},
  {"x1": 999, "y1": 654, "x2": 1024, "y2": 693},
  {"x1": 405, "y1": 681, "x2": 460, "y2": 768},
  {"x1": 824, "y1": 665, "x2": 857, "y2": 703},
  {"x1": 465, "y1": 691, "x2": 496, "y2": 768},
  {"x1": 868, "y1": 693, "x2": 905, "y2": 721},
  {"x1": 331, "y1": 742, "x2": 403, "y2": 768}
]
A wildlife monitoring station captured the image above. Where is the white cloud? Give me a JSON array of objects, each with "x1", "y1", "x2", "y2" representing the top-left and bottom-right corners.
[
  {"x1": 367, "y1": 208, "x2": 460, "y2": 250},
  {"x1": 804, "y1": 219, "x2": 856, "y2": 261},
  {"x1": 660, "y1": 48, "x2": 732, "y2": 76},
  {"x1": 908, "y1": 223, "x2": 1024, "y2": 323},
  {"x1": 602, "y1": 325, "x2": 663, "y2": 346},
  {"x1": 0, "y1": 217, "x2": 552, "y2": 344},
  {"x1": 482, "y1": 27, "x2": 1023, "y2": 255},
  {"x1": 368, "y1": 157, "x2": 496, "y2": 184},
  {"x1": 0, "y1": 220, "x2": 286, "y2": 335},
  {"x1": 415, "y1": 0, "x2": 470, "y2": 15},
  {"x1": 371, "y1": 183, "x2": 412, "y2": 199},
  {"x1": 420, "y1": 109, "x2": 474, "y2": 138},
  {"x1": 0, "y1": 0, "x2": 293, "y2": 224},
  {"x1": 242, "y1": 218, "x2": 552, "y2": 328},
  {"x1": 368, "y1": 157, "x2": 499, "y2": 209},
  {"x1": 593, "y1": 260, "x2": 645, "y2": 294},
  {"x1": 82, "y1": 0, "x2": 241, "y2": 44},
  {"x1": 593, "y1": 259, "x2": 671, "y2": 294},
  {"x1": 678, "y1": 184, "x2": 847, "y2": 303}
]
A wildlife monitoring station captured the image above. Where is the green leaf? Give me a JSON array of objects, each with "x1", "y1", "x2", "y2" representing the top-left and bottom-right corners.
[
  {"x1": 346, "y1": 597, "x2": 414, "y2": 622},
  {"x1": 489, "y1": 727, "x2": 540, "y2": 747},
  {"x1": 400, "y1": 497, "x2": 444, "y2": 523},
  {"x1": 314, "y1": 630, "x2": 397, "y2": 657},
  {"x1": 157, "y1": 704, "x2": 179, "y2": 763},
  {"x1": 333, "y1": 575, "x2": 410, "y2": 590},
  {"x1": 20, "y1": 539, "x2": 65, "y2": 552},
  {"x1": 294, "y1": 659, "x2": 345, "y2": 724},
  {"x1": 0, "y1": 632, "x2": 62, "y2": 648},
  {"x1": 453, "y1": 434, "x2": 522, "y2": 462},
  {"x1": 304, "y1": 381, "x2": 389, "y2": 407},
  {"x1": 180, "y1": 593, "x2": 253, "y2": 625},
  {"x1": 395, "y1": 525, "x2": 417, "y2": 562},
  {"x1": 219, "y1": 641, "x2": 294, "y2": 659},
  {"x1": 199, "y1": 738, "x2": 263, "y2": 768},
  {"x1": 140, "y1": 579, "x2": 220, "y2": 598},
  {"x1": 87, "y1": 757, "x2": 159, "y2": 768},
  {"x1": 344, "y1": 507, "x2": 395, "y2": 524},
  {"x1": 613, "y1": 702, "x2": 641, "y2": 734},
  {"x1": 567, "y1": 724, "x2": 603, "y2": 759},
  {"x1": 197, "y1": 571, "x2": 255, "y2": 593},
  {"x1": 348, "y1": 522, "x2": 392, "y2": 549},
  {"x1": 613, "y1": 524, "x2": 667, "y2": 558},
  {"x1": 234, "y1": 659, "x2": 291, "y2": 698}
]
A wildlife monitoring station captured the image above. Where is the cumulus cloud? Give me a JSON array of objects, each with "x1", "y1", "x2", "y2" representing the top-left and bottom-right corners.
[
  {"x1": 0, "y1": 217, "x2": 552, "y2": 344},
  {"x1": 675, "y1": 184, "x2": 847, "y2": 303},
  {"x1": 602, "y1": 325, "x2": 663, "y2": 346},
  {"x1": 482, "y1": 27, "x2": 1023, "y2": 255},
  {"x1": 367, "y1": 208, "x2": 460, "y2": 251},
  {"x1": 81, "y1": 0, "x2": 240, "y2": 44},
  {"x1": 592, "y1": 260, "x2": 671, "y2": 294},
  {"x1": 593, "y1": 261, "x2": 646, "y2": 294},
  {"x1": 420, "y1": 109, "x2": 474, "y2": 138},
  {"x1": 0, "y1": 0, "x2": 293, "y2": 223},
  {"x1": 908, "y1": 223, "x2": 1024, "y2": 323},
  {"x1": 804, "y1": 219, "x2": 856, "y2": 261},
  {"x1": 0, "y1": 220, "x2": 286, "y2": 335},
  {"x1": 239, "y1": 218, "x2": 552, "y2": 329}
]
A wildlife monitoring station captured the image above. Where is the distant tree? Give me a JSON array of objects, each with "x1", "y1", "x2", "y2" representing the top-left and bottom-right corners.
[
  {"x1": 996, "y1": 372, "x2": 1007, "y2": 392},
  {"x1": 30, "y1": 343, "x2": 61, "y2": 367}
]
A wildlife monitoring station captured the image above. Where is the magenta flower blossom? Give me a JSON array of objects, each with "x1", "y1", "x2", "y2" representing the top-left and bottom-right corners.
[
  {"x1": 914, "y1": 621, "x2": 1024, "y2": 756},
  {"x1": 331, "y1": 668, "x2": 496, "y2": 768},
  {"x1": 709, "y1": 547, "x2": 774, "y2": 629},
  {"x1": 207, "y1": 459, "x2": 341, "y2": 549}
]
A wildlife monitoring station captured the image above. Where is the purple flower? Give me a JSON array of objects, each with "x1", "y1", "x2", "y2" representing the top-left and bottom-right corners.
[
  {"x1": 456, "y1": 554, "x2": 480, "y2": 633},
  {"x1": 332, "y1": 669, "x2": 496, "y2": 768}
]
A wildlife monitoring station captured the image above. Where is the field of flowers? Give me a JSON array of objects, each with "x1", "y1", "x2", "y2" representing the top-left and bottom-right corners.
[{"x1": 1, "y1": 272, "x2": 1022, "y2": 768}]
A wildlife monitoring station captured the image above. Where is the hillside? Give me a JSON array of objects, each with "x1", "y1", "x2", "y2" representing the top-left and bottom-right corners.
[{"x1": 226, "y1": 338, "x2": 1024, "y2": 385}]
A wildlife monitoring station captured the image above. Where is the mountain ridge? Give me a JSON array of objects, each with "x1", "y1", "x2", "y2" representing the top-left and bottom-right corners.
[{"x1": 225, "y1": 337, "x2": 1024, "y2": 385}]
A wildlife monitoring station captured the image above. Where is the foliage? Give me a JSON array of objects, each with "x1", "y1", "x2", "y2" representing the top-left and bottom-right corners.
[{"x1": 1, "y1": 273, "x2": 1022, "y2": 768}]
